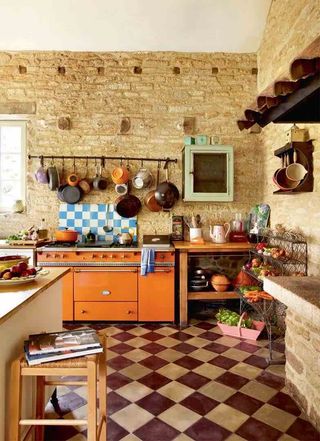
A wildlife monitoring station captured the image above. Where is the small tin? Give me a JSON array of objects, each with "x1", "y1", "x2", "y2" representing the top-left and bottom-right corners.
[
  {"x1": 184, "y1": 136, "x2": 195, "y2": 145},
  {"x1": 171, "y1": 215, "x2": 184, "y2": 241},
  {"x1": 196, "y1": 135, "x2": 208, "y2": 145}
]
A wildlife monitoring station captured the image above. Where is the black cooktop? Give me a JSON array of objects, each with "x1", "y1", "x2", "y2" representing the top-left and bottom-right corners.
[{"x1": 45, "y1": 241, "x2": 138, "y2": 248}]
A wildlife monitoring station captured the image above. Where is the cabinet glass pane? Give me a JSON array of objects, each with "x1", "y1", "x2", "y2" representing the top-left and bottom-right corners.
[{"x1": 193, "y1": 153, "x2": 227, "y2": 193}]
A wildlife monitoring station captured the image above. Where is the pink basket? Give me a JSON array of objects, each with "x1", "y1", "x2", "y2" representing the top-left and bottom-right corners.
[{"x1": 217, "y1": 313, "x2": 265, "y2": 340}]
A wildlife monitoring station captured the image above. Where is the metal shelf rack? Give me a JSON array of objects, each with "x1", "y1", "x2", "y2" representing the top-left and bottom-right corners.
[{"x1": 239, "y1": 228, "x2": 307, "y2": 365}]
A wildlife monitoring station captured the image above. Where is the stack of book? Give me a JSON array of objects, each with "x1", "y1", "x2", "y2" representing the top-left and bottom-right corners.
[{"x1": 24, "y1": 328, "x2": 103, "y2": 365}]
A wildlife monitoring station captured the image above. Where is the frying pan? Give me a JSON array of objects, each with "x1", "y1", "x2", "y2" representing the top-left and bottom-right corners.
[
  {"x1": 144, "y1": 162, "x2": 162, "y2": 212},
  {"x1": 274, "y1": 153, "x2": 300, "y2": 190},
  {"x1": 114, "y1": 185, "x2": 142, "y2": 218},
  {"x1": 155, "y1": 166, "x2": 179, "y2": 209},
  {"x1": 47, "y1": 158, "x2": 60, "y2": 191},
  {"x1": 61, "y1": 185, "x2": 82, "y2": 204}
]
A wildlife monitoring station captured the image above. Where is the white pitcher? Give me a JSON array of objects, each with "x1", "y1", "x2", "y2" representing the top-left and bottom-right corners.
[{"x1": 209, "y1": 223, "x2": 230, "y2": 243}]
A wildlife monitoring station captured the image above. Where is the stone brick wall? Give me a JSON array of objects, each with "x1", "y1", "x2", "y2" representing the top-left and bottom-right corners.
[
  {"x1": 0, "y1": 51, "x2": 260, "y2": 239},
  {"x1": 285, "y1": 309, "x2": 320, "y2": 430},
  {"x1": 258, "y1": 0, "x2": 320, "y2": 275}
]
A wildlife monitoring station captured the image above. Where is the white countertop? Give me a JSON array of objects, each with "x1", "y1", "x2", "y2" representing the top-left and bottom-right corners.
[{"x1": 0, "y1": 268, "x2": 69, "y2": 325}]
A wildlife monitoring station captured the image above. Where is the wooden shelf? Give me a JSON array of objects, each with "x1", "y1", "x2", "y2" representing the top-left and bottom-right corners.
[{"x1": 188, "y1": 291, "x2": 240, "y2": 301}]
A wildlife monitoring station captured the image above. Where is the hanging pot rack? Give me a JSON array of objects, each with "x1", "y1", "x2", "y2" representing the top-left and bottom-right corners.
[{"x1": 28, "y1": 154, "x2": 177, "y2": 168}]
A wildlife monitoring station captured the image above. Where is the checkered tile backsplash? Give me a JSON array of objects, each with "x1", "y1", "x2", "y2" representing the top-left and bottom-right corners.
[{"x1": 58, "y1": 203, "x2": 137, "y2": 242}]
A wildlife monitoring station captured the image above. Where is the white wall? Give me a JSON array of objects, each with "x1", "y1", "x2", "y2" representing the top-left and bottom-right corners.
[{"x1": 0, "y1": 0, "x2": 270, "y2": 52}]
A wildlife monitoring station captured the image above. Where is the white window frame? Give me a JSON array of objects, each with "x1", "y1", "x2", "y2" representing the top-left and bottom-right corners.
[{"x1": 0, "y1": 120, "x2": 27, "y2": 212}]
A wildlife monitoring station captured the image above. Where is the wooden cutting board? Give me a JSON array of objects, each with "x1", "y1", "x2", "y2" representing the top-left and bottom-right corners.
[{"x1": 6, "y1": 239, "x2": 50, "y2": 246}]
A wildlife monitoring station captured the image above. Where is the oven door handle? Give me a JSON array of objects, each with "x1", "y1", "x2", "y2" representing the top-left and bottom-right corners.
[
  {"x1": 153, "y1": 269, "x2": 172, "y2": 273},
  {"x1": 74, "y1": 269, "x2": 138, "y2": 273}
]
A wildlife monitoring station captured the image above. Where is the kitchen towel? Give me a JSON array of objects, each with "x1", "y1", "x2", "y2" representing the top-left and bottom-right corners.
[{"x1": 141, "y1": 248, "x2": 155, "y2": 276}]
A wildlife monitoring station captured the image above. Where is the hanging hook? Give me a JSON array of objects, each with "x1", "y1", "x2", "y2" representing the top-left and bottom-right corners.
[
  {"x1": 40, "y1": 155, "x2": 44, "y2": 167},
  {"x1": 141, "y1": 159, "x2": 144, "y2": 168},
  {"x1": 163, "y1": 158, "x2": 169, "y2": 169},
  {"x1": 120, "y1": 157, "x2": 123, "y2": 166},
  {"x1": 126, "y1": 158, "x2": 130, "y2": 170},
  {"x1": 73, "y1": 157, "x2": 76, "y2": 173}
]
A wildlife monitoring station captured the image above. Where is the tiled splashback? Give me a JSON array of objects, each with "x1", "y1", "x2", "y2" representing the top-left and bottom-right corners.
[{"x1": 58, "y1": 203, "x2": 137, "y2": 242}]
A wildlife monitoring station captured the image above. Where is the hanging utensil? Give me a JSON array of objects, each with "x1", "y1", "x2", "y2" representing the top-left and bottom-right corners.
[
  {"x1": 144, "y1": 161, "x2": 162, "y2": 212},
  {"x1": 155, "y1": 162, "x2": 179, "y2": 209},
  {"x1": 103, "y1": 204, "x2": 113, "y2": 233},
  {"x1": 47, "y1": 157, "x2": 60, "y2": 191},
  {"x1": 67, "y1": 157, "x2": 79, "y2": 187},
  {"x1": 78, "y1": 157, "x2": 92, "y2": 194},
  {"x1": 285, "y1": 149, "x2": 308, "y2": 181}
]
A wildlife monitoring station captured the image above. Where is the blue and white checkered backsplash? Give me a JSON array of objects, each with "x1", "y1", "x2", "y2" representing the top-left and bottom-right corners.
[{"x1": 58, "y1": 203, "x2": 137, "y2": 242}]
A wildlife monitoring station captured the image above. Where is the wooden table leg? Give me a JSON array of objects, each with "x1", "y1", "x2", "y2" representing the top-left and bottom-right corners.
[
  {"x1": 98, "y1": 341, "x2": 107, "y2": 441},
  {"x1": 179, "y1": 250, "x2": 188, "y2": 327},
  {"x1": 35, "y1": 376, "x2": 45, "y2": 441},
  {"x1": 9, "y1": 357, "x2": 22, "y2": 441},
  {"x1": 87, "y1": 358, "x2": 97, "y2": 441}
]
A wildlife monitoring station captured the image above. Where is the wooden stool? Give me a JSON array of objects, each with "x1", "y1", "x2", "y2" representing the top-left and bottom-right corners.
[{"x1": 9, "y1": 337, "x2": 106, "y2": 441}]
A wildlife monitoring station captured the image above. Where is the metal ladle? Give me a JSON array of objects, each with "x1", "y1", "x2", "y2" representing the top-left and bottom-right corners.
[{"x1": 103, "y1": 204, "x2": 113, "y2": 233}]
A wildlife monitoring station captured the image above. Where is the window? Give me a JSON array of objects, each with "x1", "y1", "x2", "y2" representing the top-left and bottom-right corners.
[{"x1": 0, "y1": 121, "x2": 26, "y2": 211}]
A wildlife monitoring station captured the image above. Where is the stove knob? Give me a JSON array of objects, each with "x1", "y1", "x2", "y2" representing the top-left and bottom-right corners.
[
  {"x1": 92, "y1": 254, "x2": 97, "y2": 258},
  {"x1": 45, "y1": 253, "x2": 51, "y2": 258},
  {"x1": 80, "y1": 309, "x2": 86, "y2": 314},
  {"x1": 54, "y1": 254, "x2": 59, "y2": 258},
  {"x1": 62, "y1": 254, "x2": 66, "y2": 258},
  {"x1": 102, "y1": 254, "x2": 107, "y2": 258},
  {"x1": 109, "y1": 254, "x2": 114, "y2": 259},
  {"x1": 121, "y1": 254, "x2": 125, "y2": 259}
]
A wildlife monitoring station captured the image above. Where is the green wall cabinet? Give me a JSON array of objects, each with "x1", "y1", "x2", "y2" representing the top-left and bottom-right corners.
[{"x1": 182, "y1": 144, "x2": 234, "y2": 202}]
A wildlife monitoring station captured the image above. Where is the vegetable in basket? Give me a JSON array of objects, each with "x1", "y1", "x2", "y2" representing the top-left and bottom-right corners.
[{"x1": 216, "y1": 308, "x2": 253, "y2": 329}]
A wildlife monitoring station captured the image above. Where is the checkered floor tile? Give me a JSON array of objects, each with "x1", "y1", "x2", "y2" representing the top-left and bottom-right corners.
[{"x1": 44, "y1": 321, "x2": 319, "y2": 441}]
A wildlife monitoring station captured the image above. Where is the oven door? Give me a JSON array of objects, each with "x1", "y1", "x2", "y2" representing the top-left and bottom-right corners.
[{"x1": 74, "y1": 267, "x2": 138, "y2": 302}]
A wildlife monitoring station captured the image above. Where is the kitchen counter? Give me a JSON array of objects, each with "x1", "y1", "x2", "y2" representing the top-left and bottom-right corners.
[
  {"x1": 264, "y1": 276, "x2": 320, "y2": 325},
  {"x1": 0, "y1": 268, "x2": 69, "y2": 325},
  {"x1": 174, "y1": 241, "x2": 253, "y2": 326},
  {"x1": 173, "y1": 241, "x2": 253, "y2": 251},
  {"x1": 264, "y1": 276, "x2": 320, "y2": 431},
  {"x1": 0, "y1": 267, "x2": 68, "y2": 441}
]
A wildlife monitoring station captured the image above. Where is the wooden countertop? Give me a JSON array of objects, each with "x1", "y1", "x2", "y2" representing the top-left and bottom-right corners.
[
  {"x1": 0, "y1": 239, "x2": 37, "y2": 249},
  {"x1": 173, "y1": 241, "x2": 253, "y2": 252},
  {"x1": 0, "y1": 268, "x2": 69, "y2": 325},
  {"x1": 264, "y1": 276, "x2": 320, "y2": 327}
]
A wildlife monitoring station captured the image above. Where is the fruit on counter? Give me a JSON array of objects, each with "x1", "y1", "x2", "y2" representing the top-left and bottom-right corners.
[
  {"x1": 0, "y1": 264, "x2": 37, "y2": 279},
  {"x1": 210, "y1": 274, "x2": 230, "y2": 292},
  {"x1": 216, "y1": 308, "x2": 253, "y2": 328},
  {"x1": 2, "y1": 271, "x2": 12, "y2": 280}
]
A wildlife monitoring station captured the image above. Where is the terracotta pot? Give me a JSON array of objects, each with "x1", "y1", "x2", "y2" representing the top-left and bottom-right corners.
[{"x1": 55, "y1": 229, "x2": 78, "y2": 242}]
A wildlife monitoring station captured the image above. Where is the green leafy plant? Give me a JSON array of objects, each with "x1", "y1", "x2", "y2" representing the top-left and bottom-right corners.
[{"x1": 216, "y1": 308, "x2": 253, "y2": 329}]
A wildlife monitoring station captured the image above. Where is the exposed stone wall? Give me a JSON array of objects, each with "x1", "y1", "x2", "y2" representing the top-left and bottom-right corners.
[
  {"x1": 258, "y1": 0, "x2": 320, "y2": 275},
  {"x1": 285, "y1": 309, "x2": 320, "y2": 430},
  {"x1": 0, "y1": 51, "x2": 261, "y2": 240}
]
